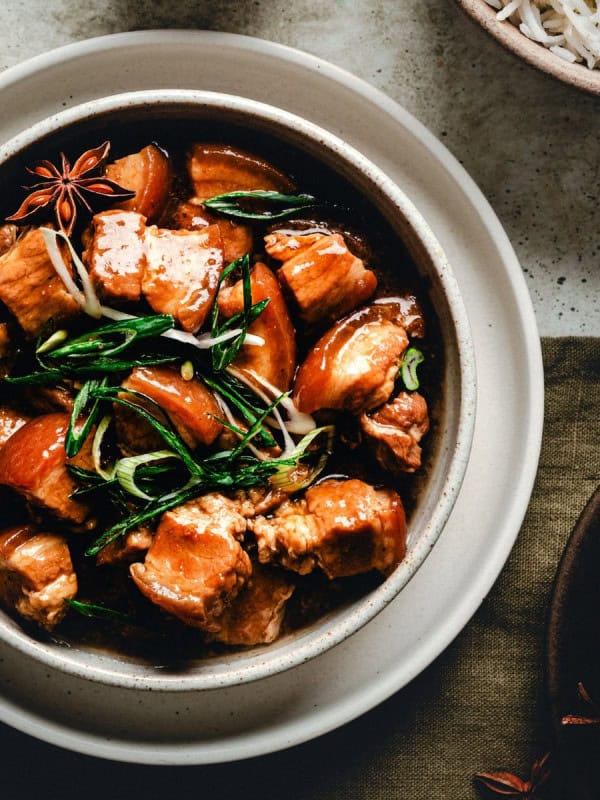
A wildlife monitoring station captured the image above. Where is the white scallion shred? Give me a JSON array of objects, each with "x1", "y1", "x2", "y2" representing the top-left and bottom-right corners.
[
  {"x1": 115, "y1": 450, "x2": 181, "y2": 501},
  {"x1": 227, "y1": 366, "x2": 316, "y2": 436},
  {"x1": 212, "y1": 389, "x2": 269, "y2": 461},
  {"x1": 92, "y1": 414, "x2": 116, "y2": 481},
  {"x1": 36, "y1": 329, "x2": 68, "y2": 354},
  {"x1": 180, "y1": 360, "x2": 194, "y2": 381},
  {"x1": 100, "y1": 307, "x2": 264, "y2": 350},
  {"x1": 41, "y1": 228, "x2": 102, "y2": 317},
  {"x1": 40, "y1": 228, "x2": 87, "y2": 309},
  {"x1": 484, "y1": 0, "x2": 600, "y2": 68},
  {"x1": 270, "y1": 425, "x2": 335, "y2": 492},
  {"x1": 42, "y1": 233, "x2": 264, "y2": 350}
]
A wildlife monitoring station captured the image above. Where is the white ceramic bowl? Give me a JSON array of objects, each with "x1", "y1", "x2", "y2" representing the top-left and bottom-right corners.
[{"x1": 0, "y1": 90, "x2": 476, "y2": 691}]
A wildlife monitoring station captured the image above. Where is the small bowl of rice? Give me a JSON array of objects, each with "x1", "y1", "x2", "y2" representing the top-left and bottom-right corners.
[{"x1": 455, "y1": 0, "x2": 600, "y2": 95}]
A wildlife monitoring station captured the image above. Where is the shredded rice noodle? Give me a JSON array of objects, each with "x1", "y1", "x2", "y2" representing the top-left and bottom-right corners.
[{"x1": 484, "y1": 0, "x2": 600, "y2": 68}]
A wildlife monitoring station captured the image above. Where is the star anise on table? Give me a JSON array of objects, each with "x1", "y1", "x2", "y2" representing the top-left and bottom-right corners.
[
  {"x1": 561, "y1": 682, "x2": 600, "y2": 726},
  {"x1": 474, "y1": 752, "x2": 551, "y2": 798},
  {"x1": 6, "y1": 140, "x2": 135, "y2": 236}
]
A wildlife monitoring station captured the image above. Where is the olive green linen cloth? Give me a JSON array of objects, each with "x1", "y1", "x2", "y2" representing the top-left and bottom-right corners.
[{"x1": 0, "y1": 337, "x2": 598, "y2": 799}]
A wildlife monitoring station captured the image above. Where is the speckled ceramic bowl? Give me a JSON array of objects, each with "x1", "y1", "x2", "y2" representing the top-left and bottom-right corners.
[
  {"x1": 0, "y1": 90, "x2": 476, "y2": 691},
  {"x1": 455, "y1": 0, "x2": 600, "y2": 96}
]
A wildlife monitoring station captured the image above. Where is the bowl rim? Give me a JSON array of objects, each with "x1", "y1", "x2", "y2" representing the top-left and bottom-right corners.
[
  {"x1": 0, "y1": 88, "x2": 477, "y2": 691},
  {"x1": 454, "y1": 0, "x2": 600, "y2": 96}
]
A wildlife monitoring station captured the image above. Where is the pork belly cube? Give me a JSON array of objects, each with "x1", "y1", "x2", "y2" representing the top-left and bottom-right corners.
[
  {"x1": 265, "y1": 232, "x2": 377, "y2": 325},
  {"x1": 0, "y1": 322, "x2": 11, "y2": 359},
  {"x1": 251, "y1": 478, "x2": 406, "y2": 579},
  {"x1": 232, "y1": 485, "x2": 287, "y2": 518},
  {"x1": 212, "y1": 562, "x2": 294, "y2": 646},
  {"x1": 105, "y1": 144, "x2": 172, "y2": 223},
  {"x1": 217, "y1": 262, "x2": 297, "y2": 391},
  {"x1": 142, "y1": 224, "x2": 224, "y2": 332},
  {"x1": 0, "y1": 227, "x2": 80, "y2": 337},
  {"x1": 0, "y1": 406, "x2": 29, "y2": 450},
  {"x1": 96, "y1": 526, "x2": 153, "y2": 566},
  {"x1": 84, "y1": 210, "x2": 147, "y2": 302},
  {"x1": 0, "y1": 524, "x2": 77, "y2": 629},
  {"x1": 174, "y1": 200, "x2": 253, "y2": 265},
  {"x1": 129, "y1": 495, "x2": 251, "y2": 631},
  {"x1": 115, "y1": 365, "x2": 223, "y2": 453},
  {"x1": 361, "y1": 391, "x2": 430, "y2": 474},
  {"x1": 0, "y1": 413, "x2": 92, "y2": 525},
  {"x1": 0, "y1": 224, "x2": 17, "y2": 257},
  {"x1": 264, "y1": 231, "x2": 324, "y2": 262},
  {"x1": 187, "y1": 143, "x2": 295, "y2": 202},
  {"x1": 383, "y1": 293, "x2": 426, "y2": 339},
  {"x1": 293, "y1": 304, "x2": 409, "y2": 415}
]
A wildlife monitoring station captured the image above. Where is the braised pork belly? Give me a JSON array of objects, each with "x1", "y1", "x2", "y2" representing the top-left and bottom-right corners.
[
  {"x1": 115, "y1": 365, "x2": 223, "y2": 453},
  {"x1": 0, "y1": 133, "x2": 435, "y2": 659},
  {"x1": 293, "y1": 303, "x2": 409, "y2": 415},
  {"x1": 104, "y1": 144, "x2": 171, "y2": 223},
  {"x1": 0, "y1": 524, "x2": 77, "y2": 629},
  {"x1": 361, "y1": 391, "x2": 430, "y2": 474},
  {"x1": 187, "y1": 143, "x2": 295, "y2": 201},
  {"x1": 0, "y1": 413, "x2": 94, "y2": 525},
  {"x1": 251, "y1": 479, "x2": 406, "y2": 579},
  {"x1": 0, "y1": 227, "x2": 80, "y2": 337},
  {"x1": 211, "y1": 562, "x2": 294, "y2": 646},
  {"x1": 265, "y1": 231, "x2": 377, "y2": 324},
  {"x1": 130, "y1": 495, "x2": 250, "y2": 631},
  {"x1": 142, "y1": 224, "x2": 223, "y2": 332},
  {"x1": 85, "y1": 210, "x2": 147, "y2": 302},
  {"x1": 0, "y1": 406, "x2": 29, "y2": 450},
  {"x1": 217, "y1": 261, "x2": 296, "y2": 391}
]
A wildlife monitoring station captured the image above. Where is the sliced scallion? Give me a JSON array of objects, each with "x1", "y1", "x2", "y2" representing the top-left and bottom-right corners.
[
  {"x1": 36, "y1": 329, "x2": 69, "y2": 354},
  {"x1": 65, "y1": 376, "x2": 108, "y2": 458},
  {"x1": 210, "y1": 253, "x2": 269, "y2": 373},
  {"x1": 92, "y1": 414, "x2": 116, "y2": 480},
  {"x1": 270, "y1": 425, "x2": 335, "y2": 492},
  {"x1": 115, "y1": 450, "x2": 183, "y2": 501},
  {"x1": 49, "y1": 314, "x2": 174, "y2": 360},
  {"x1": 400, "y1": 347, "x2": 425, "y2": 391},
  {"x1": 65, "y1": 598, "x2": 130, "y2": 622},
  {"x1": 204, "y1": 372, "x2": 277, "y2": 448},
  {"x1": 90, "y1": 386, "x2": 203, "y2": 478},
  {"x1": 41, "y1": 228, "x2": 102, "y2": 318},
  {"x1": 204, "y1": 190, "x2": 320, "y2": 222}
]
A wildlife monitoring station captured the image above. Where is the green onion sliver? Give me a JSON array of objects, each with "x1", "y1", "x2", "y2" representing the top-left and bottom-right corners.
[
  {"x1": 65, "y1": 377, "x2": 108, "y2": 458},
  {"x1": 400, "y1": 347, "x2": 425, "y2": 391},
  {"x1": 115, "y1": 450, "x2": 183, "y2": 501},
  {"x1": 204, "y1": 190, "x2": 319, "y2": 222},
  {"x1": 271, "y1": 425, "x2": 335, "y2": 493},
  {"x1": 92, "y1": 414, "x2": 116, "y2": 480},
  {"x1": 65, "y1": 598, "x2": 130, "y2": 622},
  {"x1": 36, "y1": 329, "x2": 69, "y2": 355}
]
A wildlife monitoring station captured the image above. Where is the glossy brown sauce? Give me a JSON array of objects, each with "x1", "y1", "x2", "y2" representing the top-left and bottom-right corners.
[{"x1": 0, "y1": 117, "x2": 443, "y2": 664}]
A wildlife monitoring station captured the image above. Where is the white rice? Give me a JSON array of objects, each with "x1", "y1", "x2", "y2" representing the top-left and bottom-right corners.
[{"x1": 483, "y1": 0, "x2": 600, "y2": 69}]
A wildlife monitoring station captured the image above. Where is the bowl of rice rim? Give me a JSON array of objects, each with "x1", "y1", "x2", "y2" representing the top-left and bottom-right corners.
[{"x1": 455, "y1": 0, "x2": 600, "y2": 95}]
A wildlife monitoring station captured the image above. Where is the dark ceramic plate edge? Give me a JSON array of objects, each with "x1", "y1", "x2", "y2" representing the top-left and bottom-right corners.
[{"x1": 546, "y1": 485, "x2": 600, "y2": 800}]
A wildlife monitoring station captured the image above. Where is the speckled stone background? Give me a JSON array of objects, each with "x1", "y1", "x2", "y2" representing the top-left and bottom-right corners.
[{"x1": 0, "y1": 0, "x2": 598, "y2": 335}]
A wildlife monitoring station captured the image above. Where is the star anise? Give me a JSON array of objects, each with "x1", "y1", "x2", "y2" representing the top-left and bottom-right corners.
[
  {"x1": 561, "y1": 682, "x2": 600, "y2": 726},
  {"x1": 6, "y1": 141, "x2": 135, "y2": 236},
  {"x1": 474, "y1": 752, "x2": 551, "y2": 798}
]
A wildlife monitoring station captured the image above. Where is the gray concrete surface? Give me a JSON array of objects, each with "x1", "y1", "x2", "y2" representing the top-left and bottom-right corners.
[{"x1": 0, "y1": 0, "x2": 597, "y2": 334}]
